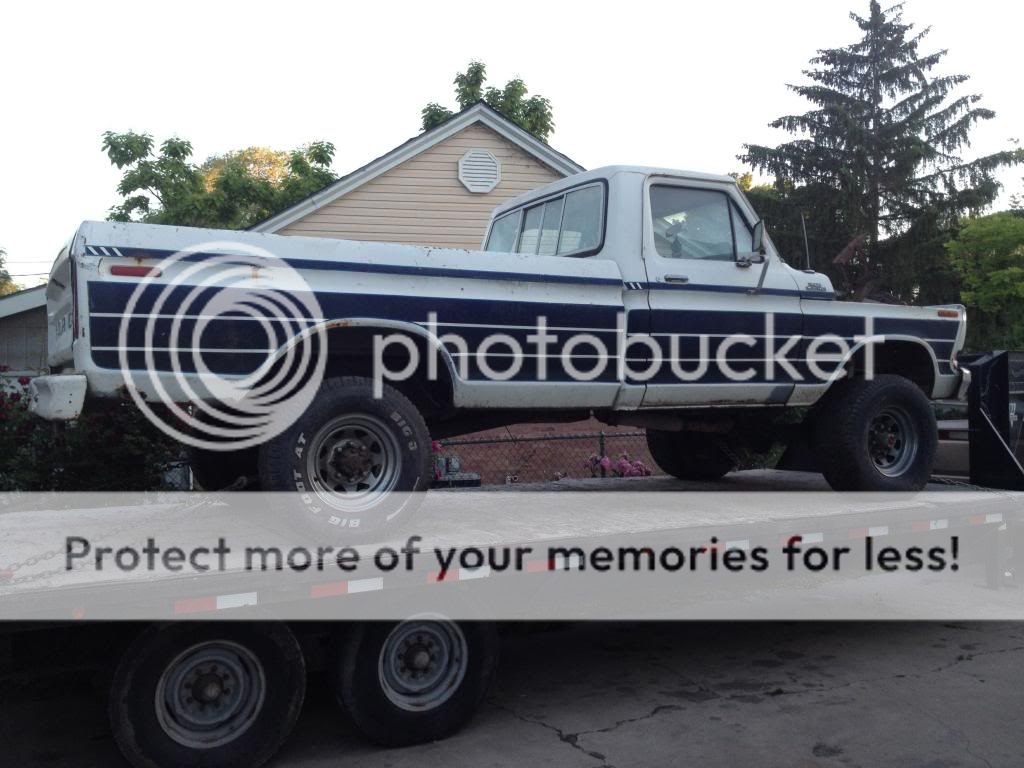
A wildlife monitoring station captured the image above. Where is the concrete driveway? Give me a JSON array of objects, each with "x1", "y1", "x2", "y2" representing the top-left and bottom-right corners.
[{"x1": 4, "y1": 621, "x2": 1022, "y2": 767}]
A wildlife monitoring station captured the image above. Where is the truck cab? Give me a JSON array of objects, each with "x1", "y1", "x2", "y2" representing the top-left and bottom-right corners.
[{"x1": 482, "y1": 167, "x2": 965, "y2": 409}]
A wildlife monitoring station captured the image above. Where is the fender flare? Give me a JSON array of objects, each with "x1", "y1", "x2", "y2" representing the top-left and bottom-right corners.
[
  {"x1": 834, "y1": 333, "x2": 941, "y2": 394},
  {"x1": 267, "y1": 316, "x2": 462, "y2": 391}
]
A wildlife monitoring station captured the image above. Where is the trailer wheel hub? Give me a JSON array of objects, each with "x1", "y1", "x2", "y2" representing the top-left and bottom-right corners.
[
  {"x1": 155, "y1": 640, "x2": 266, "y2": 749},
  {"x1": 378, "y1": 620, "x2": 468, "y2": 711}
]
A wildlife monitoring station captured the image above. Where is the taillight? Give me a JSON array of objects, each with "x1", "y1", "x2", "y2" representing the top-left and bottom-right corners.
[
  {"x1": 70, "y1": 259, "x2": 79, "y2": 340},
  {"x1": 937, "y1": 309, "x2": 960, "y2": 319},
  {"x1": 110, "y1": 265, "x2": 161, "y2": 278}
]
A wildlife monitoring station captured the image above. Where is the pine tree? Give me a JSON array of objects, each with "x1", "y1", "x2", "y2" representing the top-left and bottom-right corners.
[{"x1": 741, "y1": 1, "x2": 1020, "y2": 302}]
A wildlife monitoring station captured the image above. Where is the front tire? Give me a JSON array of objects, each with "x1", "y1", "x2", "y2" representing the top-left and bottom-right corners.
[
  {"x1": 814, "y1": 374, "x2": 937, "y2": 491},
  {"x1": 646, "y1": 429, "x2": 735, "y2": 481},
  {"x1": 335, "y1": 619, "x2": 499, "y2": 747}
]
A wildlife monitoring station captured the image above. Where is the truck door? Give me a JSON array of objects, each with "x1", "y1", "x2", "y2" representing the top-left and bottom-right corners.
[{"x1": 639, "y1": 179, "x2": 804, "y2": 407}]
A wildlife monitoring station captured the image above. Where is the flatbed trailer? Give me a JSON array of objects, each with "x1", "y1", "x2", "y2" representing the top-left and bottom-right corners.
[{"x1": 1, "y1": 470, "x2": 1022, "y2": 768}]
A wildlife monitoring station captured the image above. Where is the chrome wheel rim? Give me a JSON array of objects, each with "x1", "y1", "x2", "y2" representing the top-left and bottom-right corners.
[
  {"x1": 306, "y1": 414, "x2": 401, "y2": 510},
  {"x1": 377, "y1": 620, "x2": 468, "y2": 712},
  {"x1": 868, "y1": 406, "x2": 919, "y2": 477},
  {"x1": 154, "y1": 641, "x2": 265, "y2": 749}
]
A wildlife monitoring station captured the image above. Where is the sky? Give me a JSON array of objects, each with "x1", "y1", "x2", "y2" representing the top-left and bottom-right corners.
[{"x1": 1, "y1": 0, "x2": 1021, "y2": 286}]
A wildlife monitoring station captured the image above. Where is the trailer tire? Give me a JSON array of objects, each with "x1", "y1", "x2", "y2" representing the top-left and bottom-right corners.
[
  {"x1": 109, "y1": 622, "x2": 305, "y2": 768},
  {"x1": 335, "y1": 619, "x2": 498, "y2": 747},
  {"x1": 646, "y1": 429, "x2": 735, "y2": 481},
  {"x1": 258, "y1": 376, "x2": 433, "y2": 538},
  {"x1": 814, "y1": 374, "x2": 936, "y2": 491}
]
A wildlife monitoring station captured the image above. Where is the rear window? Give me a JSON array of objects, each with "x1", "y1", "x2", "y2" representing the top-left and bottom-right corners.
[
  {"x1": 485, "y1": 182, "x2": 605, "y2": 256},
  {"x1": 485, "y1": 209, "x2": 521, "y2": 253}
]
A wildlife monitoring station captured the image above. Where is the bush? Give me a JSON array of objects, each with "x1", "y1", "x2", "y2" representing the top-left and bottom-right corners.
[
  {"x1": 946, "y1": 212, "x2": 1024, "y2": 352},
  {"x1": 0, "y1": 376, "x2": 181, "y2": 491}
]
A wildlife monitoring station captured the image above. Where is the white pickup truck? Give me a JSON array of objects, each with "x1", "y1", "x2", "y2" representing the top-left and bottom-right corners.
[{"x1": 32, "y1": 165, "x2": 968, "y2": 518}]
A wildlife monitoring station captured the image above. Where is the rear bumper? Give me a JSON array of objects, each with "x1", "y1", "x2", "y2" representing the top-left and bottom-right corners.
[
  {"x1": 956, "y1": 368, "x2": 972, "y2": 401},
  {"x1": 28, "y1": 374, "x2": 88, "y2": 421}
]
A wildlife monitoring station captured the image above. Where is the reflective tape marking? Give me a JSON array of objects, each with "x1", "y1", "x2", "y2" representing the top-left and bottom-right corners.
[{"x1": 216, "y1": 592, "x2": 257, "y2": 610}]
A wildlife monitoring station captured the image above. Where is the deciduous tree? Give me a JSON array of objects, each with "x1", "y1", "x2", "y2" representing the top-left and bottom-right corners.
[
  {"x1": 421, "y1": 61, "x2": 554, "y2": 141},
  {"x1": 0, "y1": 248, "x2": 18, "y2": 296},
  {"x1": 102, "y1": 132, "x2": 336, "y2": 229},
  {"x1": 945, "y1": 212, "x2": 1024, "y2": 350}
]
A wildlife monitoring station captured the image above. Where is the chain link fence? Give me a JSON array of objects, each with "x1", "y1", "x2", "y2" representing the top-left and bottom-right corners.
[{"x1": 432, "y1": 428, "x2": 663, "y2": 487}]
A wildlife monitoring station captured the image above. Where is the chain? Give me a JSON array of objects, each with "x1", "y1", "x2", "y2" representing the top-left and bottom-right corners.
[
  {"x1": 0, "y1": 496, "x2": 214, "y2": 588},
  {"x1": 931, "y1": 476, "x2": 986, "y2": 491}
]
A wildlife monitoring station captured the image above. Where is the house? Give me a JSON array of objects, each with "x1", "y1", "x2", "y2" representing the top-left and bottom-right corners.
[
  {"x1": 0, "y1": 104, "x2": 581, "y2": 385},
  {"x1": 251, "y1": 102, "x2": 584, "y2": 247},
  {"x1": 0, "y1": 285, "x2": 47, "y2": 384}
]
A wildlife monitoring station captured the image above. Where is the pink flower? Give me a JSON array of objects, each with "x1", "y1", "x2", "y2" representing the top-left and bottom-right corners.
[
  {"x1": 17, "y1": 376, "x2": 31, "y2": 387},
  {"x1": 599, "y1": 456, "x2": 611, "y2": 470},
  {"x1": 431, "y1": 440, "x2": 442, "y2": 453}
]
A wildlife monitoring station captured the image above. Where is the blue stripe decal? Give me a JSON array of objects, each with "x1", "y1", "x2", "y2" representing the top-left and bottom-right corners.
[{"x1": 87, "y1": 282, "x2": 623, "y2": 328}]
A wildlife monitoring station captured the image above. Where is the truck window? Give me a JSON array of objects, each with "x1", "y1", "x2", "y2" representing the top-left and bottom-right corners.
[
  {"x1": 537, "y1": 197, "x2": 564, "y2": 256},
  {"x1": 557, "y1": 185, "x2": 603, "y2": 255},
  {"x1": 731, "y1": 202, "x2": 753, "y2": 253},
  {"x1": 484, "y1": 182, "x2": 605, "y2": 256},
  {"x1": 518, "y1": 205, "x2": 544, "y2": 254},
  {"x1": 485, "y1": 210, "x2": 521, "y2": 252},
  {"x1": 650, "y1": 186, "x2": 734, "y2": 261}
]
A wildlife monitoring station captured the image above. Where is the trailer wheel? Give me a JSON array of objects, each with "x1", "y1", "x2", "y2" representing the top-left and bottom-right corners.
[
  {"x1": 814, "y1": 374, "x2": 937, "y2": 491},
  {"x1": 109, "y1": 623, "x2": 305, "y2": 768},
  {"x1": 335, "y1": 619, "x2": 498, "y2": 747},
  {"x1": 646, "y1": 429, "x2": 735, "y2": 481},
  {"x1": 258, "y1": 376, "x2": 432, "y2": 537}
]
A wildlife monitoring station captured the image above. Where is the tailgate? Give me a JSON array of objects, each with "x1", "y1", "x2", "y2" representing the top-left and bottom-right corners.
[{"x1": 45, "y1": 241, "x2": 76, "y2": 368}]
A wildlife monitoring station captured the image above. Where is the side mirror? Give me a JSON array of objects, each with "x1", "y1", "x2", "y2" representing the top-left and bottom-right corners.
[{"x1": 752, "y1": 220, "x2": 766, "y2": 256}]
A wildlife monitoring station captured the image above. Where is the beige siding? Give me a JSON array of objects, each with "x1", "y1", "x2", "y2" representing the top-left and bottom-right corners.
[{"x1": 279, "y1": 124, "x2": 563, "y2": 248}]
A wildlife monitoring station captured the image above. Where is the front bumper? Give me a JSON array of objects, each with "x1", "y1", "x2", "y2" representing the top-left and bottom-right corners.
[{"x1": 28, "y1": 374, "x2": 88, "y2": 421}]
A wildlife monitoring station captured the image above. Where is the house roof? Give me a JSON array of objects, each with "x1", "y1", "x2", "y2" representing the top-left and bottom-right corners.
[
  {"x1": 0, "y1": 284, "x2": 46, "y2": 320},
  {"x1": 250, "y1": 102, "x2": 585, "y2": 234}
]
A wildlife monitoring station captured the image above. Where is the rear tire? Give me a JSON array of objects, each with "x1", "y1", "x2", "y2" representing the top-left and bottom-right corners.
[
  {"x1": 335, "y1": 619, "x2": 499, "y2": 747},
  {"x1": 109, "y1": 622, "x2": 305, "y2": 768},
  {"x1": 258, "y1": 376, "x2": 433, "y2": 538},
  {"x1": 813, "y1": 374, "x2": 936, "y2": 491},
  {"x1": 646, "y1": 429, "x2": 735, "y2": 481}
]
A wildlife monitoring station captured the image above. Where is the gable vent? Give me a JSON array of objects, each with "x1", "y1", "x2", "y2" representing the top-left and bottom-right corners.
[{"x1": 458, "y1": 149, "x2": 501, "y2": 193}]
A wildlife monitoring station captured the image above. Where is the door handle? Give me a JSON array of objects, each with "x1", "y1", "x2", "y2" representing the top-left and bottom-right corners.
[
  {"x1": 663, "y1": 275, "x2": 689, "y2": 284},
  {"x1": 735, "y1": 258, "x2": 754, "y2": 269}
]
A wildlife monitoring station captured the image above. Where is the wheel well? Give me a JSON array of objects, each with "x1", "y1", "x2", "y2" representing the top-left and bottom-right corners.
[
  {"x1": 843, "y1": 340, "x2": 935, "y2": 395},
  {"x1": 320, "y1": 326, "x2": 456, "y2": 420}
]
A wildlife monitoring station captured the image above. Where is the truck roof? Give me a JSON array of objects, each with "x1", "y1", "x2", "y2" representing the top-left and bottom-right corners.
[{"x1": 492, "y1": 165, "x2": 738, "y2": 217}]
